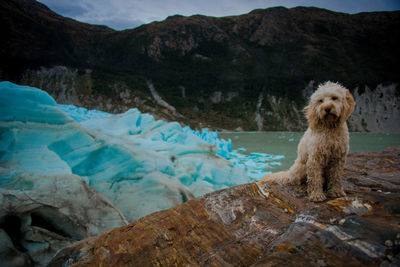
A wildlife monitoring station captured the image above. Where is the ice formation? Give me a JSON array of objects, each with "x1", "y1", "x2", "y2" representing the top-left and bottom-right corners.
[
  {"x1": 57, "y1": 105, "x2": 284, "y2": 181},
  {"x1": 1, "y1": 82, "x2": 285, "y2": 223},
  {"x1": 2, "y1": 82, "x2": 277, "y2": 223}
]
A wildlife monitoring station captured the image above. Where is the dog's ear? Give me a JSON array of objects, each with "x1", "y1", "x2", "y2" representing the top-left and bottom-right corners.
[
  {"x1": 304, "y1": 102, "x2": 318, "y2": 129},
  {"x1": 341, "y1": 89, "x2": 355, "y2": 122}
]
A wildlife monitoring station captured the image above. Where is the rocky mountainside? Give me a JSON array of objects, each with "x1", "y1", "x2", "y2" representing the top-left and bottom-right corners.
[
  {"x1": 1, "y1": 0, "x2": 399, "y2": 131},
  {"x1": 49, "y1": 147, "x2": 400, "y2": 266}
]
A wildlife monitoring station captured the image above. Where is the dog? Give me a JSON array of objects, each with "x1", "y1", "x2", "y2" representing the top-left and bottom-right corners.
[{"x1": 261, "y1": 81, "x2": 355, "y2": 202}]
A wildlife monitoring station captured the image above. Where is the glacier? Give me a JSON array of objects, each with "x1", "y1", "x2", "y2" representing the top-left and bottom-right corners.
[
  {"x1": 0, "y1": 81, "x2": 285, "y2": 265},
  {"x1": 0, "y1": 81, "x2": 284, "y2": 223},
  {"x1": 57, "y1": 106, "x2": 284, "y2": 180}
]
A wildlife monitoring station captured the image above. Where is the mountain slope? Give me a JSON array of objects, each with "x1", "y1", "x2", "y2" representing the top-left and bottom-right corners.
[
  {"x1": 1, "y1": 0, "x2": 399, "y2": 131},
  {"x1": 0, "y1": 0, "x2": 112, "y2": 76}
]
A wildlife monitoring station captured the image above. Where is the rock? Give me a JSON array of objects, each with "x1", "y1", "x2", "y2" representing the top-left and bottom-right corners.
[
  {"x1": 0, "y1": 229, "x2": 33, "y2": 267},
  {"x1": 349, "y1": 84, "x2": 400, "y2": 133},
  {"x1": 21, "y1": 66, "x2": 81, "y2": 106},
  {"x1": 49, "y1": 147, "x2": 400, "y2": 266},
  {"x1": 0, "y1": 174, "x2": 128, "y2": 266}
]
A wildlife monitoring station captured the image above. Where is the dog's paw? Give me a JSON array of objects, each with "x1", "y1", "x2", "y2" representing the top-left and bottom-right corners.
[
  {"x1": 327, "y1": 188, "x2": 346, "y2": 198},
  {"x1": 309, "y1": 191, "x2": 327, "y2": 202}
]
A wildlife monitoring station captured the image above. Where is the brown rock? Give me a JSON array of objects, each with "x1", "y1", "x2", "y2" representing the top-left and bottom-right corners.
[{"x1": 49, "y1": 147, "x2": 400, "y2": 266}]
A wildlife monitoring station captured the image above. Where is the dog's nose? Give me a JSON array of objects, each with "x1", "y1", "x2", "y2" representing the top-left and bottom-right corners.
[{"x1": 325, "y1": 108, "x2": 331, "y2": 113}]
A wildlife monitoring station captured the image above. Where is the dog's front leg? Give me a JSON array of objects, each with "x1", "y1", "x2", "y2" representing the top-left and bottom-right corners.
[
  {"x1": 306, "y1": 155, "x2": 326, "y2": 202},
  {"x1": 326, "y1": 157, "x2": 346, "y2": 198}
]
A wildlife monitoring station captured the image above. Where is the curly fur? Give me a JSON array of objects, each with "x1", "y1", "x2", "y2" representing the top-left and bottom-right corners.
[{"x1": 261, "y1": 81, "x2": 355, "y2": 202}]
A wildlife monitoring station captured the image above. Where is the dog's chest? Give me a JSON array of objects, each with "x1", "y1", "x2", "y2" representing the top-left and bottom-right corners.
[
  {"x1": 307, "y1": 130, "x2": 349, "y2": 160},
  {"x1": 312, "y1": 132, "x2": 349, "y2": 159}
]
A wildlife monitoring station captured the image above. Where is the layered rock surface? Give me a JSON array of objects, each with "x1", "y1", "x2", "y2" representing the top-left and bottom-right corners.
[{"x1": 49, "y1": 147, "x2": 400, "y2": 266}]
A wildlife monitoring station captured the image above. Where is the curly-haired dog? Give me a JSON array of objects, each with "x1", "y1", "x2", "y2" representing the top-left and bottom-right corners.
[{"x1": 261, "y1": 82, "x2": 355, "y2": 201}]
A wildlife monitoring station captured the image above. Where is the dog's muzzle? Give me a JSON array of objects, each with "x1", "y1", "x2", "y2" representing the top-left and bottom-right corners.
[{"x1": 321, "y1": 107, "x2": 339, "y2": 122}]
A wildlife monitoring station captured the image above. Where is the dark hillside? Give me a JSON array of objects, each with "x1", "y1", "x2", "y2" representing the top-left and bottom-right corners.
[{"x1": 1, "y1": 0, "x2": 399, "y2": 131}]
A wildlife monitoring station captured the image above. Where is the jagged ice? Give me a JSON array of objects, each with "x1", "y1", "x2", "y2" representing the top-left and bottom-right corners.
[{"x1": 0, "y1": 81, "x2": 283, "y2": 222}]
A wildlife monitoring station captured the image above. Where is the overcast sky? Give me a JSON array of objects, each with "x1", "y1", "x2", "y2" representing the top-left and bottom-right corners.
[{"x1": 37, "y1": 0, "x2": 400, "y2": 30}]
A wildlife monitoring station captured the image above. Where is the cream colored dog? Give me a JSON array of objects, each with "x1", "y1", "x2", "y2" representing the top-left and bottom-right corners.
[{"x1": 261, "y1": 82, "x2": 355, "y2": 202}]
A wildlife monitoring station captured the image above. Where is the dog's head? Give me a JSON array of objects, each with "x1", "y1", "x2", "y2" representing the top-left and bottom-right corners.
[{"x1": 305, "y1": 82, "x2": 355, "y2": 129}]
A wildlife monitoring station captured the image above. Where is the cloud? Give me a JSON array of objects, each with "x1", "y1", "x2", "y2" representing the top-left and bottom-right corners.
[
  {"x1": 305, "y1": 0, "x2": 400, "y2": 14},
  {"x1": 37, "y1": 0, "x2": 400, "y2": 30},
  {"x1": 95, "y1": 17, "x2": 146, "y2": 30},
  {"x1": 37, "y1": 0, "x2": 145, "y2": 29},
  {"x1": 39, "y1": 0, "x2": 90, "y2": 17}
]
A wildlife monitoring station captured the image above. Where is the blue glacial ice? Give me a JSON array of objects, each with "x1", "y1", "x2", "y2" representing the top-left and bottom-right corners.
[
  {"x1": 0, "y1": 81, "x2": 283, "y2": 222},
  {"x1": 58, "y1": 104, "x2": 113, "y2": 122}
]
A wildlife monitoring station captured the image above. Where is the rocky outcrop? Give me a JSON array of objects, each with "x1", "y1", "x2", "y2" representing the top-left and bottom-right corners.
[
  {"x1": 21, "y1": 66, "x2": 80, "y2": 105},
  {"x1": 146, "y1": 80, "x2": 183, "y2": 118},
  {"x1": 258, "y1": 82, "x2": 400, "y2": 133},
  {"x1": 255, "y1": 90, "x2": 265, "y2": 131},
  {"x1": 49, "y1": 147, "x2": 400, "y2": 266},
  {"x1": 349, "y1": 83, "x2": 400, "y2": 133},
  {"x1": 0, "y1": 174, "x2": 128, "y2": 267},
  {"x1": 20, "y1": 65, "x2": 399, "y2": 133},
  {"x1": 259, "y1": 93, "x2": 307, "y2": 131}
]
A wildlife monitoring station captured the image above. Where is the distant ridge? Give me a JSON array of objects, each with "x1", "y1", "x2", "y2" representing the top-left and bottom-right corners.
[{"x1": 1, "y1": 0, "x2": 399, "y2": 131}]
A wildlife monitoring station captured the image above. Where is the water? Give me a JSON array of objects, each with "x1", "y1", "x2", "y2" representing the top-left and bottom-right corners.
[{"x1": 220, "y1": 132, "x2": 400, "y2": 173}]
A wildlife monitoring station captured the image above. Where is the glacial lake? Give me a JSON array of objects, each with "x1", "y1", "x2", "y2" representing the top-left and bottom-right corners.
[{"x1": 219, "y1": 132, "x2": 400, "y2": 173}]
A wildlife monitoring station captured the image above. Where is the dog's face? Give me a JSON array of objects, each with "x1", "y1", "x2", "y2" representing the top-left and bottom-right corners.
[{"x1": 305, "y1": 82, "x2": 355, "y2": 129}]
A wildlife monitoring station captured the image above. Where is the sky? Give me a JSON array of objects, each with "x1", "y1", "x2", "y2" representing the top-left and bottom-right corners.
[{"x1": 37, "y1": 0, "x2": 400, "y2": 30}]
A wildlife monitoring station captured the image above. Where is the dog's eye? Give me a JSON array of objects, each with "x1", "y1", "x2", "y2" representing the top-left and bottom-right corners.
[
  {"x1": 331, "y1": 96, "x2": 338, "y2": 101},
  {"x1": 318, "y1": 99, "x2": 323, "y2": 103}
]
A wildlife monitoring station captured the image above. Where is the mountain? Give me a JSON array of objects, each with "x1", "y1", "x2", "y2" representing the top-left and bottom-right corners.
[{"x1": 1, "y1": 0, "x2": 399, "y2": 132}]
